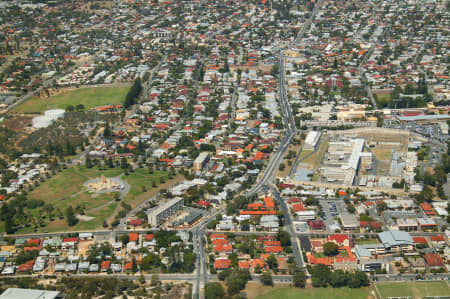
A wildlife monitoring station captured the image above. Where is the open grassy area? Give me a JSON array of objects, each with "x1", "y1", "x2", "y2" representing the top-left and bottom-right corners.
[
  {"x1": 121, "y1": 168, "x2": 184, "y2": 208},
  {"x1": 6, "y1": 165, "x2": 182, "y2": 233},
  {"x1": 27, "y1": 166, "x2": 123, "y2": 212},
  {"x1": 12, "y1": 85, "x2": 130, "y2": 114},
  {"x1": 301, "y1": 138, "x2": 328, "y2": 170},
  {"x1": 376, "y1": 281, "x2": 450, "y2": 299},
  {"x1": 248, "y1": 286, "x2": 373, "y2": 299}
]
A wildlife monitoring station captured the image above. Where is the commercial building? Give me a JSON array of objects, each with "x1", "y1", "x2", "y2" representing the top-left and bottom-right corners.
[
  {"x1": 295, "y1": 210, "x2": 316, "y2": 221},
  {"x1": 303, "y1": 131, "x2": 321, "y2": 150},
  {"x1": 378, "y1": 230, "x2": 414, "y2": 253},
  {"x1": 147, "y1": 197, "x2": 184, "y2": 226},
  {"x1": 0, "y1": 288, "x2": 61, "y2": 299},
  {"x1": 193, "y1": 152, "x2": 210, "y2": 171},
  {"x1": 340, "y1": 213, "x2": 359, "y2": 231}
]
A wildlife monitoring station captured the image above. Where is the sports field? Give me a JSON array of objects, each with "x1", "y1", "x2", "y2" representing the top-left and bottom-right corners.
[
  {"x1": 12, "y1": 85, "x2": 130, "y2": 114},
  {"x1": 376, "y1": 281, "x2": 450, "y2": 299},
  {"x1": 249, "y1": 286, "x2": 373, "y2": 299}
]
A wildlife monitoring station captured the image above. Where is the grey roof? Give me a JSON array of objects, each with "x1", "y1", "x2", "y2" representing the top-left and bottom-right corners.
[
  {"x1": 378, "y1": 230, "x2": 413, "y2": 247},
  {"x1": 354, "y1": 245, "x2": 372, "y2": 258},
  {"x1": 397, "y1": 114, "x2": 450, "y2": 122},
  {"x1": 0, "y1": 288, "x2": 60, "y2": 299}
]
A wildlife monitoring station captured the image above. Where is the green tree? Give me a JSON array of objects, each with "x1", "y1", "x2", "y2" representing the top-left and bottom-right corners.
[
  {"x1": 260, "y1": 270, "x2": 273, "y2": 286},
  {"x1": 311, "y1": 264, "x2": 331, "y2": 287},
  {"x1": 205, "y1": 282, "x2": 225, "y2": 299},
  {"x1": 323, "y1": 242, "x2": 339, "y2": 256},
  {"x1": 267, "y1": 254, "x2": 278, "y2": 270},
  {"x1": 65, "y1": 206, "x2": 78, "y2": 226},
  {"x1": 293, "y1": 271, "x2": 306, "y2": 288},
  {"x1": 85, "y1": 156, "x2": 93, "y2": 168}
]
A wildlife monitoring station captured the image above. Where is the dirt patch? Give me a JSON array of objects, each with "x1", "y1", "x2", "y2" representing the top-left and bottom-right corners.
[
  {"x1": 46, "y1": 219, "x2": 69, "y2": 230},
  {"x1": 78, "y1": 240, "x2": 94, "y2": 256},
  {"x1": 244, "y1": 282, "x2": 291, "y2": 299},
  {"x1": 3, "y1": 116, "x2": 33, "y2": 132}
]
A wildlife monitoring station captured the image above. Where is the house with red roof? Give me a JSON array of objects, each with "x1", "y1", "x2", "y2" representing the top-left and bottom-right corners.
[
  {"x1": 101, "y1": 260, "x2": 111, "y2": 272},
  {"x1": 239, "y1": 261, "x2": 250, "y2": 269},
  {"x1": 308, "y1": 220, "x2": 324, "y2": 231},
  {"x1": 424, "y1": 253, "x2": 444, "y2": 269},
  {"x1": 124, "y1": 262, "x2": 133, "y2": 271},
  {"x1": 212, "y1": 239, "x2": 228, "y2": 246},
  {"x1": 144, "y1": 234, "x2": 154, "y2": 241},
  {"x1": 264, "y1": 246, "x2": 283, "y2": 253},
  {"x1": 430, "y1": 234, "x2": 445, "y2": 246},
  {"x1": 420, "y1": 203, "x2": 435, "y2": 216},
  {"x1": 196, "y1": 200, "x2": 211, "y2": 208},
  {"x1": 326, "y1": 234, "x2": 350, "y2": 247},
  {"x1": 17, "y1": 260, "x2": 34, "y2": 273},
  {"x1": 129, "y1": 233, "x2": 139, "y2": 242},
  {"x1": 251, "y1": 259, "x2": 265, "y2": 270},
  {"x1": 214, "y1": 258, "x2": 230, "y2": 270},
  {"x1": 129, "y1": 219, "x2": 142, "y2": 227},
  {"x1": 413, "y1": 237, "x2": 428, "y2": 245},
  {"x1": 210, "y1": 233, "x2": 227, "y2": 240},
  {"x1": 263, "y1": 241, "x2": 281, "y2": 247},
  {"x1": 214, "y1": 244, "x2": 232, "y2": 254}
]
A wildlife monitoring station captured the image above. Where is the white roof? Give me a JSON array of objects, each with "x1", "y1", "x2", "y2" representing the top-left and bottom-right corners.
[{"x1": 0, "y1": 288, "x2": 60, "y2": 299}]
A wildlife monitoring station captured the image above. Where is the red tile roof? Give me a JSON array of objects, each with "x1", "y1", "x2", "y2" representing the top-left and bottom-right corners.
[
  {"x1": 264, "y1": 246, "x2": 283, "y2": 253},
  {"x1": 424, "y1": 253, "x2": 444, "y2": 267},
  {"x1": 251, "y1": 259, "x2": 265, "y2": 268},
  {"x1": 124, "y1": 262, "x2": 133, "y2": 270},
  {"x1": 214, "y1": 259, "x2": 231, "y2": 269},
  {"x1": 129, "y1": 233, "x2": 139, "y2": 242},
  {"x1": 210, "y1": 233, "x2": 227, "y2": 240},
  {"x1": 327, "y1": 234, "x2": 349, "y2": 244},
  {"x1": 214, "y1": 245, "x2": 232, "y2": 252},
  {"x1": 431, "y1": 234, "x2": 445, "y2": 242},
  {"x1": 63, "y1": 237, "x2": 78, "y2": 243},
  {"x1": 239, "y1": 261, "x2": 250, "y2": 269},
  {"x1": 420, "y1": 203, "x2": 435, "y2": 215},
  {"x1": 212, "y1": 239, "x2": 228, "y2": 246},
  {"x1": 263, "y1": 241, "x2": 281, "y2": 247},
  {"x1": 144, "y1": 234, "x2": 155, "y2": 241},
  {"x1": 101, "y1": 260, "x2": 111, "y2": 270},
  {"x1": 264, "y1": 197, "x2": 274, "y2": 210},
  {"x1": 413, "y1": 237, "x2": 428, "y2": 244},
  {"x1": 18, "y1": 260, "x2": 34, "y2": 272}
]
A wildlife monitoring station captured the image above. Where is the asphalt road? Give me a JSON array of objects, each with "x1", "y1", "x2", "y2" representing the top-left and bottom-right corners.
[{"x1": 270, "y1": 186, "x2": 305, "y2": 270}]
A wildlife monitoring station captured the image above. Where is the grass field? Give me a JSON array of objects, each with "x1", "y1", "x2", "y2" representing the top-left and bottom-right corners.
[
  {"x1": 301, "y1": 138, "x2": 328, "y2": 170},
  {"x1": 8, "y1": 165, "x2": 179, "y2": 233},
  {"x1": 249, "y1": 286, "x2": 373, "y2": 299},
  {"x1": 376, "y1": 281, "x2": 450, "y2": 299},
  {"x1": 12, "y1": 85, "x2": 130, "y2": 114}
]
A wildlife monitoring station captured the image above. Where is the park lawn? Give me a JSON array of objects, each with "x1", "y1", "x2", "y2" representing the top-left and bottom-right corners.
[
  {"x1": 12, "y1": 85, "x2": 130, "y2": 114},
  {"x1": 121, "y1": 168, "x2": 184, "y2": 209},
  {"x1": 73, "y1": 202, "x2": 118, "y2": 231},
  {"x1": 376, "y1": 281, "x2": 450, "y2": 299},
  {"x1": 28, "y1": 166, "x2": 123, "y2": 211},
  {"x1": 250, "y1": 286, "x2": 372, "y2": 299}
]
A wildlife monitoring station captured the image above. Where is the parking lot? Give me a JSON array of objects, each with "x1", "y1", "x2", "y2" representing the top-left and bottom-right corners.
[
  {"x1": 319, "y1": 199, "x2": 346, "y2": 233},
  {"x1": 384, "y1": 120, "x2": 448, "y2": 144}
]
